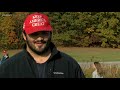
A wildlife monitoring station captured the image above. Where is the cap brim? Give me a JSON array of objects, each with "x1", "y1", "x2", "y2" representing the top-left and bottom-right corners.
[{"x1": 25, "y1": 25, "x2": 52, "y2": 34}]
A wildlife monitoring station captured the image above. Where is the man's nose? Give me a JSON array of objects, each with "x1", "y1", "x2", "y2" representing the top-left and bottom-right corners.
[{"x1": 37, "y1": 36, "x2": 44, "y2": 40}]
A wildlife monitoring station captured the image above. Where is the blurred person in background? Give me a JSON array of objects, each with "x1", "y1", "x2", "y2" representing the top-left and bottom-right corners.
[
  {"x1": 0, "y1": 50, "x2": 9, "y2": 65},
  {"x1": 92, "y1": 62, "x2": 104, "y2": 78}
]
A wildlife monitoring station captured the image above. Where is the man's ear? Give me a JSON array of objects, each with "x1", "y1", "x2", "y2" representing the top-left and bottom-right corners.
[{"x1": 22, "y1": 32, "x2": 26, "y2": 41}]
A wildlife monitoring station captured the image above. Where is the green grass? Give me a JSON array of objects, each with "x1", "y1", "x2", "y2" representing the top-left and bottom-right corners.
[
  {"x1": 58, "y1": 47, "x2": 120, "y2": 62},
  {"x1": 1, "y1": 47, "x2": 120, "y2": 62}
]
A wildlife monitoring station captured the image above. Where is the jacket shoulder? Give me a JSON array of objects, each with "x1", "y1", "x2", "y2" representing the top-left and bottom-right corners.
[{"x1": 58, "y1": 51, "x2": 85, "y2": 78}]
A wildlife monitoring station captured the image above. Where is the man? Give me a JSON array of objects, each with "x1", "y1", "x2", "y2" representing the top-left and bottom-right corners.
[
  {"x1": 0, "y1": 50, "x2": 9, "y2": 65},
  {"x1": 0, "y1": 12, "x2": 85, "y2": 78}
]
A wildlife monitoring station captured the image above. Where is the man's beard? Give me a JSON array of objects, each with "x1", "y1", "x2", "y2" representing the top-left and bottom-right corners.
[{"x1": 26, "y1": 37, "x2": 51, "y2": 55}]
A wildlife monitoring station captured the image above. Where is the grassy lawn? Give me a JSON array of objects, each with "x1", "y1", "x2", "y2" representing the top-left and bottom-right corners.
[
  {"x1": 58, "y1": 47, "x2": 120, "y2": 62},
  {"x1": 1, "y1": 47, "x2": 120, "y2": 62}
]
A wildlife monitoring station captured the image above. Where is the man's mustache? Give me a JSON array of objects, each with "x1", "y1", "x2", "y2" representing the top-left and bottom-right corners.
[{"x1": 33, "y1": 40, "x2": 47, "y2": 44}]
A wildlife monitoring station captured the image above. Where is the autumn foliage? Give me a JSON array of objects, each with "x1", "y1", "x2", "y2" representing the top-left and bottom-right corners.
[{"x1": 1, "y1": 12, "x2": 120, "y2": 50}]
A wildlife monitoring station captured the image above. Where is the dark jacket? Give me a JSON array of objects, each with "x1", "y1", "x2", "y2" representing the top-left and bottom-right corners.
[{"x1": 0, "y1": 43, "x2": 85, "y2": 78}]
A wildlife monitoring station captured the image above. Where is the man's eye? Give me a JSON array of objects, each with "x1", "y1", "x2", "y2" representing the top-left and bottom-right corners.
[
  {"x1": 43, "y1": 32, "x2": 49, "y2": 35},
  {"x1": 30, "y1": 33, "x2": 38, "y2": 36}
]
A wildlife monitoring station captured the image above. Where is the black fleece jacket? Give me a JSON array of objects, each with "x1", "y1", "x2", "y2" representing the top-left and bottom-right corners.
[{"x1": 0, "y1": 43, "x2": 85, "y2": 78}]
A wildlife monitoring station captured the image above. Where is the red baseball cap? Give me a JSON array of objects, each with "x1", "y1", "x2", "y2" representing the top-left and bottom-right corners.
[{"x1": 23, "y1": 12, "x2": 53, "y2": 34}]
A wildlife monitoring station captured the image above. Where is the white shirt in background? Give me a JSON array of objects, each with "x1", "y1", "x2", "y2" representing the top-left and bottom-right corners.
[{"x1": 92, "y1": 70, "x2": 103, "y2": 78}]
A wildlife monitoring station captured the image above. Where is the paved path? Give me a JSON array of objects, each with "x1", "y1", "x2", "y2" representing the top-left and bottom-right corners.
[
  {"x1": 78, "y1": 61, "x2": 120, "y2": 68},
  {"x1": 79, "y1": 61, "x2": 120, "y2": 65}
]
